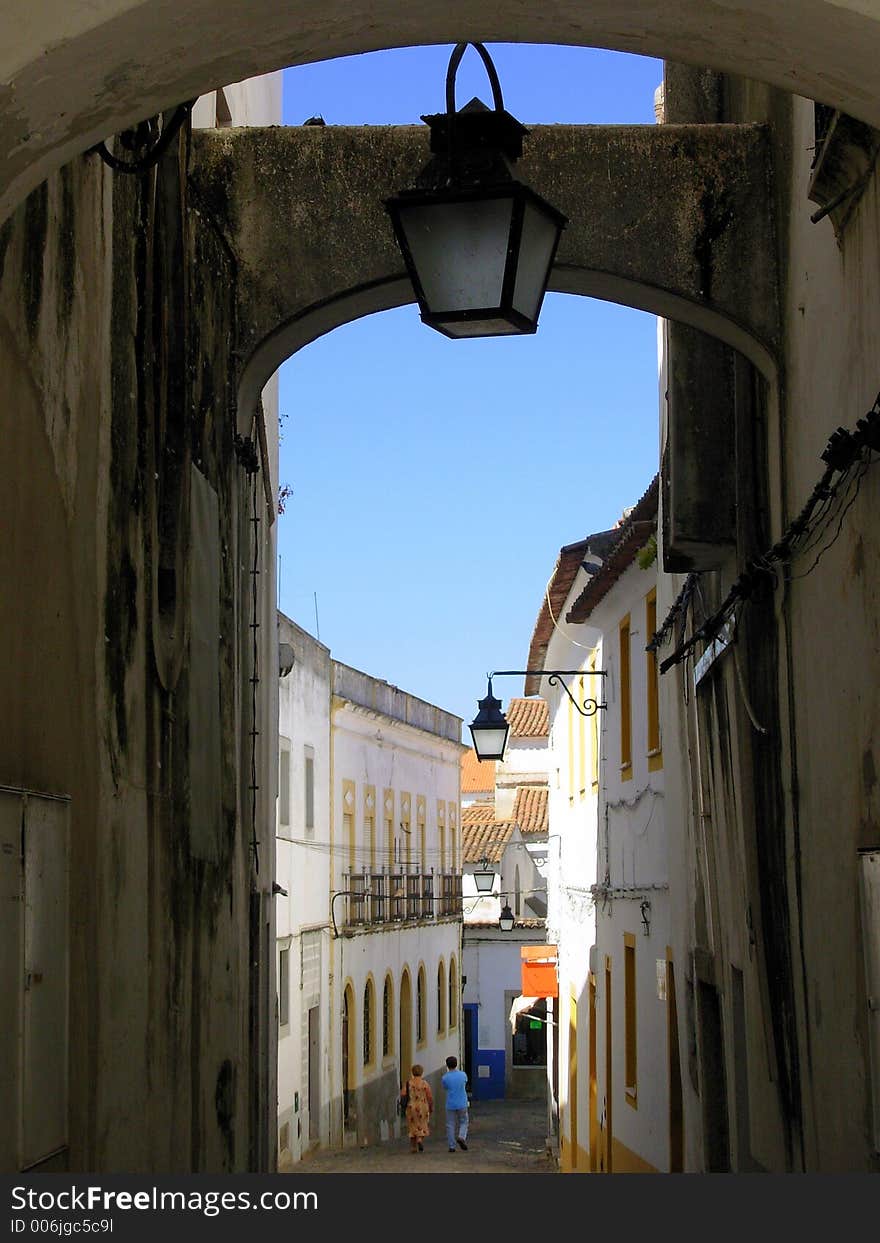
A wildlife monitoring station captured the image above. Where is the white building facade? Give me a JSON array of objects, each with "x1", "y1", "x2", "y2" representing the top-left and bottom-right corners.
[
  {"x1": 275, "y1": 614, "x2": 333, "y2": 1166},
  {"x1": 327, "y1": 661, "x2": 465, "y2": 1149},
  {"x1": 276, "y1": 624, "x2": 465, "y2": 1160},
  {"x1": 529, "y1": 481, "x2": 672, "y2": 1173}
]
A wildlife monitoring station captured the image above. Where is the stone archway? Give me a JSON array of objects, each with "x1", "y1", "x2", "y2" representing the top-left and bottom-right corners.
[
  {"x1": 3, "y1": 1, "x2": 880, "y2": 225},
  {"x1": 187, "y1": 121, "x2": 778, "y2": 431}
]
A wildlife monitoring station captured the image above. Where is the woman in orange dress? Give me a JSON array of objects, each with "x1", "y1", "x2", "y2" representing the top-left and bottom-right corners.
[{"x1": 400, "y1": 1063, "x2": 433, "y2": 1152}]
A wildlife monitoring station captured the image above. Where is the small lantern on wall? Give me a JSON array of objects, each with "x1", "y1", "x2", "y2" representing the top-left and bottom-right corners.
[
  {"x1": 473, "y1": 855, "x2": 496, "y2": 893},
  {"x1": 469, "y1": 678, "x2": 511, "y2": 761}
]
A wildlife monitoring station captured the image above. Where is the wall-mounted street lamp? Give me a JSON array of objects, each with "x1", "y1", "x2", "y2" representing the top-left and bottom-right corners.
[
  {"x1": 498, "y1": 902, "x2": 516, "y2": 932},
  {"x1": 384, "y1": 42, "x2": 567, "y2": 339},
  {"x1": 469, "y1": 670, "x2": 608, "y2": 762},
  {"x1": 472, "y1": 856, "x2": 497, "y2": 892}
]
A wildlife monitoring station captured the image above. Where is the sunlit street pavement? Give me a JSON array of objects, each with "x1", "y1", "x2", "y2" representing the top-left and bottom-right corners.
[{"x1": 286, "y1": 1097, "x2": 557, "y2": 1174}]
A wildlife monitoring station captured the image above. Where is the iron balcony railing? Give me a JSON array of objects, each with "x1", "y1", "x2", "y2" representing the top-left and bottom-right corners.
[{"x1": 341, "y1": 867, "x2": 462, "y2": 929}]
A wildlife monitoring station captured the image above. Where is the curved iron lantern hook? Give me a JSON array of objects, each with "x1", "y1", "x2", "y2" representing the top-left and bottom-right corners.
[
  {"x1": 545, "y1": 672, "x2": 607, "y2": 718},
  {"x1": 488, "y1": 669, "x2": 608, "y2": 718},
  {"x1": 444, "y1": 41, "x2": 505, "y2": 161}
]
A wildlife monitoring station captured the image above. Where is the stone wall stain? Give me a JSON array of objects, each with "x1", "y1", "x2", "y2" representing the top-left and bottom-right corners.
[
  {"x1": 0, "y1": 214, "x2": 12, "y2": 287},
  {"x1": 103, "y1": 549, "x2": 138, "y2": 754},
  {"x1": 215, "y1": 1059, "x2": 237, "y2": 1168},
  {"x1": 22, "y1": 180, "x2": 47, "y2": 338},
  {"x1": 56, "y1": 164, "x2": 77, "y2": 332}
]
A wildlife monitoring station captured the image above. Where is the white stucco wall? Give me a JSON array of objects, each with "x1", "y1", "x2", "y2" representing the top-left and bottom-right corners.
[
  {"x1": 589, "y1": 557, "x2": 668, "y2": 1173},
  {"x1": 539, "y1": 540, "x2": 669, "y2": 1171},
  {"x1": 275, "y1": 615, "x2": 332, "y2": 1163},
  {"x1": 191, "y1": 72, "x2": 283, "y2": 129}
]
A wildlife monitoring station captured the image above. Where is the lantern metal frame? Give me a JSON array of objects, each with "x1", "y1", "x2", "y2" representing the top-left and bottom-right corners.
[
  {"x1": 472, "y1": 855, "x2": 497, "y2": 892},
  {"x1": 498, "y1": 902, "x2": 516, "y2": 932},
  {"x1": 384, "y1": 41, "x2": 567, "y2": 339}
]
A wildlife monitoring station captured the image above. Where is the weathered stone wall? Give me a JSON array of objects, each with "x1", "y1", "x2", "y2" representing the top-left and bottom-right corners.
[
  {"x1": 0, "y1": 122, "x2": 275, "y2": 1172},
  {"x1": 658, "y1": 67, "x2": 880, "y2": 1172},
  {"x1": 188, "y1": 123, "x2": 779, "y2": 420}
]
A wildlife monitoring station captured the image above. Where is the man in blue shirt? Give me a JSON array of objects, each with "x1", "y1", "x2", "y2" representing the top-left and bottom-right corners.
[{"x1": 441, "y1": 1055, "x2": 469, "y2": 1151}]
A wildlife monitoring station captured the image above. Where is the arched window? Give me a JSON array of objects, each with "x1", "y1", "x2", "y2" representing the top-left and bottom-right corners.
[
  {"x1": 417, "y1": 965, "x2": 426, "y2": 1045},
  {"x1": 363, "y1": 977, "x2": 374, "y2": 1067},
  {"x1": 437, "y1": 959, "x2": 447, "y2": 1034},
  {"x1": 342, "y1": 983, "x2": 355, "y2": 1124},
  {"x1": 449, "y1": 956, "x2": 458, "y2": 1030},
  {"x1": 383, "y1": 973, "x2": 393, "y2": 1058},
  {"x1": 515, "y1": 865, "x2": 521, "y2": 917}
]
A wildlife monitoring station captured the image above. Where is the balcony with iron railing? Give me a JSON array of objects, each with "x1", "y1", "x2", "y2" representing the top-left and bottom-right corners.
[{"x1": 339, "y1": 866, "x2": 462, "y2": 932}]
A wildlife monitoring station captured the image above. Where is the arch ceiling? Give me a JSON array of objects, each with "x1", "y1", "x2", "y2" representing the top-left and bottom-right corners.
[{"x1": 2, "y1": 1, "x2": 880, "y2": 224}]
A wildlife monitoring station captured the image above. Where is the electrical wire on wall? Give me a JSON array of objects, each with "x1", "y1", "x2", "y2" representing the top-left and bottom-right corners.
[{"x1": 648, "y1": 391, "x2": 880, "y2": 675}]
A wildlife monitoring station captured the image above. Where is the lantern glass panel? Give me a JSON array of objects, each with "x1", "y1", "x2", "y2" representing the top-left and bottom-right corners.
[
  {"x1": 396, "y1": 195, "x2": 514, "y2": 312},
  {"x1": 512, "y1": 197, "x2": 562, "y2": 322},
  {"x1": 470, "y1": 723, "x2": 509, "y2": 761}
]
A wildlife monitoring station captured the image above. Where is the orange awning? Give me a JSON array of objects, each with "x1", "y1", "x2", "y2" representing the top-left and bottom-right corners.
[{"x1": 520, "y1": 945, "x2": 558, "y2": 997}]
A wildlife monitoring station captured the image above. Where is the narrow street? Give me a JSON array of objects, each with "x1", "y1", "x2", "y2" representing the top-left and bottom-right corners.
[{"x1": 289, "y1": 1097, "x2": 557, "y2": 1174}]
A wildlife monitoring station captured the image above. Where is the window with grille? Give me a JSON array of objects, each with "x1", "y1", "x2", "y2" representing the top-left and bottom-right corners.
[
  {"x1": 437, "y1": 960, "x2": 447, "y2": 1034},
  {"x1": 363, "y1": 978, "x2": 374, "y2": 1067},
  {"x1": 417, "y1": 967, "x2": 425, "y2": 1045},
  {"x1": 383, "y1": 975, "x2": 392, "y2": 1057},
  {"x1": 449, "y1": 957, "x2": 458, "y2": 1029}
]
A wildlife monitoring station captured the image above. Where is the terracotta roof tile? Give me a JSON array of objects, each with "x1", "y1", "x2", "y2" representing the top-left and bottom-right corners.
[
  {"x1": 512, "y1": 786, "x2": 549, "y2": 835},
  {"x1": 461, "y1": 804, "x2": 496, "y2": 827},
  {"x1": 461, "y1": 815, "x2": 514, "y2": 863},
  {"x1": 461, "y1": 748, "x2": 496, "y2": 793},
  {"x1": 566, "y1": 476, "x2": 659, "y2": 625},
  {"x1": 464, "y1": 918, "x2": 545, "y2": 929},
  {"x1": 505, "y1": 698, "x2": 549, "y2": 738}
]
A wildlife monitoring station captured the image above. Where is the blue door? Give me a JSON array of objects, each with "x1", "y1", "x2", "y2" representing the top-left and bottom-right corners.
[{"x1": 463, "y1": 1003, "x2": 505, "y2": 1100}]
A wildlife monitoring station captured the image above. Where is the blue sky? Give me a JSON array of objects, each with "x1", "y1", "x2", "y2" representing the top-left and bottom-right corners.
[{"x1": 277, "y1": 44, "x2": 663, "y2": 738}]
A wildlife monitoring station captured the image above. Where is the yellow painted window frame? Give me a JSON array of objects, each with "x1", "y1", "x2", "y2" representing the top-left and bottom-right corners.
[
  {"x1": 578, "y1": 673, "x2": 587, "y2": 798},
  {"x1": 448, "y1": 802, "x2": 457, "y2": 870},
  {"x1": 448, "y1": 956, "x2": 458, "y2": 1029},
  {"x1": 364, "y1": 783, "x2": 376, "y2": 872},
  {"x1": 590, "y1": 650, "x2": 600, "y2": 790},
  {"x1": 383, "y1": 788, "x2": 395, "y2": 867},
  {"x1": 342, "y1": 778, "x2": 357, "y2": 873},
  {"x1": 619, "y1": 616, "x2": 633, "y2": 779},
  {"x1": 437, "y1": 799, "x2": 446, "y2": 872},
  {"x1": 646, "y1": 589, "x2": 663, "y2": 771},
  {"x1": 624, "y1": 932, "x2": 638, "y2": 1107},
  {"x1": 568, "y1": 689, "x2": 576, "y2": 804},
  {"x1": 417, "y1": 795, "x2": 426, "y2": 872},
  {"x1": 401, "y1": 792, "x2": 412, "y2": 867}
]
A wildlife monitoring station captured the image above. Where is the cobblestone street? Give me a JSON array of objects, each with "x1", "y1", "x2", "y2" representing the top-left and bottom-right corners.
[{"x1": 287, "y1": 1097, "x2": 558, "y2": 1175}]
